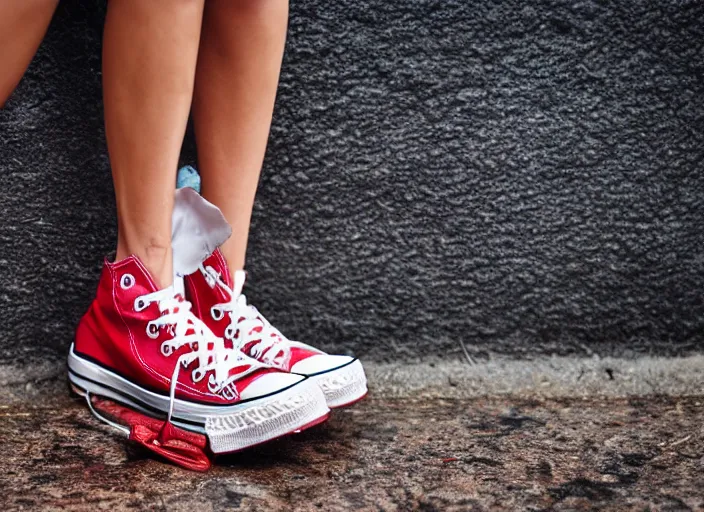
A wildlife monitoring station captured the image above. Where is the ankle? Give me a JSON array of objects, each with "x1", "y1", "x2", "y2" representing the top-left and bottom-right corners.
[
  {"x1": 218, "y1": 239, "x2": 246, "y2": 273},
  {"x1": 116, "y1": 241, "x2": 173, "y2": 289}
]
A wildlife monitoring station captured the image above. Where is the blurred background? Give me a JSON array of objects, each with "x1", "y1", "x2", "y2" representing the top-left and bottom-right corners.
[{"x1": 1, "y1": 0, "x2": 703, "y2": 370}]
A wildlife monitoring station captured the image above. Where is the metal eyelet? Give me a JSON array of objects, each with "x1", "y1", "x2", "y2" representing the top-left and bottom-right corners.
[
  {"x1": 211, "y1": 307, "x2": 224, "y2": 321},
  {"x1": 207, "y1": 374, "x2": 219, "y2": 393},
  {"x1": 120, "y1": 273, "x2": 135, "y2": 290},
  {"x1": 160, "y1": 343, "x2": 173, "y2": 356},
  {"x1": 146, "y1": 322, "x2": 160, "y2": 339},
  {"x1": 134, "y1": 298, "x2": 147, "y2": 312},
  {"x1": 192, "y1": 368, "x2": 205, "y2": 383}
]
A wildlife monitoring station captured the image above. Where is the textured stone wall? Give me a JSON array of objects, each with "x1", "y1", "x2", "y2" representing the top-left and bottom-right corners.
[{"x1": 1, "y1": 0, "x2": 703, "y2": 367}]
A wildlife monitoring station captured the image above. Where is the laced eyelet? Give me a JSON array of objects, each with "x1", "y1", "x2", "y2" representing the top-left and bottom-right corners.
[
  {"x1": 221, "y1": 385, "x2": 238, "y2": 401},
  {"x1": 211, "y1": 307, "x2": 224, "y2": 321},
  {"x1": 120, "y1": 274, "x2": 135, "y2": 290},
  {"x1": 134, "y1": 298, "x2": 147, "y2": 312},
  {"x1": 204, "y1": 266, "x2": 220, "y2": 288},
  {"x1": 224, "y1": 325, "x2": 236, "y2": 340},
  {"x1": 192, "y1": 368, "x2": 205, "y2": 383},
  {"x1": 207, "y1": 374, "x2": 220, "y2": 393},
  {"x1": 146, "y1": 322, "x2": 160, "y2": 339}
]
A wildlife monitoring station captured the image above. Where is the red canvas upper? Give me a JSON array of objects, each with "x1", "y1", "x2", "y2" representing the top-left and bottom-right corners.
[
  {"x1": 74, "y1": 256, "x2": 279, "y2": 405},
  {"x1": 184, "y1": 250, "x2": 320, "y2": 371}
]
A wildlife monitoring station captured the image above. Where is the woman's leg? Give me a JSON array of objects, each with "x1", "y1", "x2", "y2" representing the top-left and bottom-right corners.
[
  {"x1": 192, "y1": 0, "x2": 289, "y2": 271},
  {"x1": 0, "y1": 0, "x2": 59, "y2": 107},
  {"x1": 104, "y1": 0, "x2": 205, "y2": 288}
]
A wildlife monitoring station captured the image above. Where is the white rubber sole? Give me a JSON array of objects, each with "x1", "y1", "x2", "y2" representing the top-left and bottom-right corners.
[
  {"x1": 307, "y1": 359, "x2": 368, "y2": 408},
  {"x1": 68, "y1": 344, "x2": 330, "y2": 454}
]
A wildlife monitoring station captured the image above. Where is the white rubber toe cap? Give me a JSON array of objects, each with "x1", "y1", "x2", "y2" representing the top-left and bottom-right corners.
[
  {"x1": 239, "y1": 371, "x2": 306, "y2": 400},
  {"x1": 290, "y1": 354, "x2": 355, "y2": 376}
]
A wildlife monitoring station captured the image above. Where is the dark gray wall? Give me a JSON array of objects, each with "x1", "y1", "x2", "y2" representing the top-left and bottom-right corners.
[{"x1": 1, "y1": 0, "x2": 703, "y2": 368}]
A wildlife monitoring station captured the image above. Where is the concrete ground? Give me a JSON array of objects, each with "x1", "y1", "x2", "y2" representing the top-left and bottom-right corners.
[{"x1": 2, "y1": 359, "x2": 703, "y2": 511}]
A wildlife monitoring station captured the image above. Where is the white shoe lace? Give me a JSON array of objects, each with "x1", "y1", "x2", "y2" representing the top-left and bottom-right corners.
[
  {"x1": 134, "y1": 285, "x2": 268, "y2": 421},
  {"x1": 199, "y1": 265, "x2": 292, "y2": 370}
]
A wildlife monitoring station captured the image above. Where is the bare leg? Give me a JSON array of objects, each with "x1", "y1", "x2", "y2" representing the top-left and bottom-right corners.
[
  {"x1": 193, "y1": 0, "x2": 289, "y2": 271},
  {"x1": 0, "y1": 0, "x2": 59, "y2": 107},
  {"x1": 104, "y1": 0, "x2": 204, "y2": 287}
]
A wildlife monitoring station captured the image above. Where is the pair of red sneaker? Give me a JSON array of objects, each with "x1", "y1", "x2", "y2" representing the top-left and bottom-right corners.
[{"x1": 68, "y1": 190, "x2": 367, "y2": 457}]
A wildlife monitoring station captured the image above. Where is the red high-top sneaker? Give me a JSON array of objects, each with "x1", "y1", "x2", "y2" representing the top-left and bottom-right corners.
[
  {"x1": 184, "y1": 250, "x2": 368, "y2": 409},
  {"x1": 68, "y1": 256, "x2": 330, "y2": 454}
]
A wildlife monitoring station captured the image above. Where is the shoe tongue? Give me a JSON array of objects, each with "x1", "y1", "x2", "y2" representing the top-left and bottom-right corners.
[
  {"x1": 232, "y1": 270, "x2": 246, "y2": 297},
  {"x1": 171, "y1": 188, "x2": 232, "y2": 278},
  {"x1": 173, "y1": 275, "x2": 185, "y2": 297}
]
